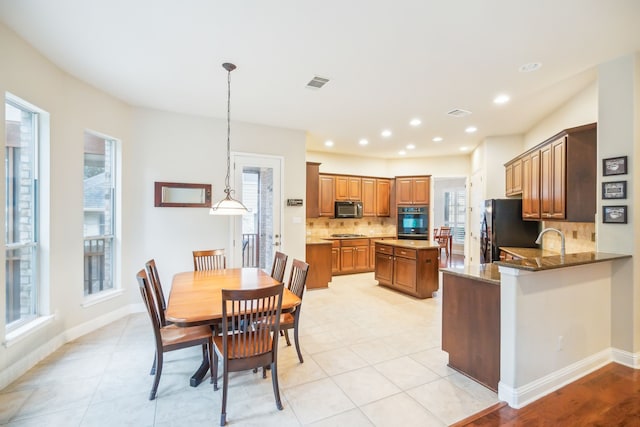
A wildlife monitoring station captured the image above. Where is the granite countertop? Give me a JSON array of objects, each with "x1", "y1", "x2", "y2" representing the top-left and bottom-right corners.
[
  {"x1": 371, "y1": 239, "x2": 440, "y2": 250},
  {"x1": 499, "y1": 246, "x2": 558, "y2": 258},
  {"x1": 494, "y1": 251, "x2": 631, "y2": 271},
  {"x1": 305, "y1": 238, "x2": 333, "y2": 245},
  {"x1": 441, "y1": 263, "x2": 501, "y2": 285}
]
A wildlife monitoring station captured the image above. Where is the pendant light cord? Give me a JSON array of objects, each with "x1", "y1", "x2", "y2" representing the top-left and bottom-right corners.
[{"x1": 224, "y1": 67, "x2": 232, "y2": 195}]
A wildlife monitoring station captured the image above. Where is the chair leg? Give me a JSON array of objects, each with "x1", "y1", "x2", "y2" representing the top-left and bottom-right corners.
[
  {"x1": 283, "y1": 329, "x2": 291, "y2": 346},
  {"x1": 208, "y1": 341, "x2": 215, "y2": 385},
  {"x1": 270, "y1": 360, "x2": 283, "y2": 410},
  {"x1": 293, "y1": 320, "x2": 304, "y2": 364},
  {"x1": 149, "y1": 353, "x2": 157, "y2": 375},
  {"x1": 220, "y1": 363, "x2": 229, "y2": 426},
  {"x1": 149, "y1": 351, "x2": 163, "y2": 400},
  {"x1": 213, "y1": 350, "x2": 219, "y2": 390}
]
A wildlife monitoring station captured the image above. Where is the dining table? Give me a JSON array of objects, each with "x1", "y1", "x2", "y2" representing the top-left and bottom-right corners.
[{"x1": 165, "y1": 267, "x2": 301, "y2": 386}]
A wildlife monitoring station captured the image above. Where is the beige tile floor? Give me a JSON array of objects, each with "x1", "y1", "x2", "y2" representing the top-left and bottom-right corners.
[{"x1": 0, "y1": 272, "x2": 498, "y2": 426}]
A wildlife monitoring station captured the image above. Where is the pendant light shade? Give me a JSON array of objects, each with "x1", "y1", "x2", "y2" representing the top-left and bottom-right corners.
[{"x1": 210, "y1": 62, "x2": 249, "y2": 216}]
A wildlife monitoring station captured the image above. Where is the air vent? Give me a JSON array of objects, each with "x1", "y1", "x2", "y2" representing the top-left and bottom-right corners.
[
  {"x1": 447, "y1": 108, "x2": 472, "y2": 117},
  {"x1": 306, "y1": 76, "x2": 330, "y2": 89}
]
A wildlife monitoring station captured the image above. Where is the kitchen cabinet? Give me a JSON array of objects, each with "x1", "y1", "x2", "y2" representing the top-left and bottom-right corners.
[
  {"x1": 521, "y1": 150, "x2": 541, "y2": 219},
  {"x1": 306, "y1": 162, "x2": 320, "y2": 218},
  {"x1": 335, "y1": 175, "x2": 361, "y2": 201},
  {"x1": 375, "y1": 179, "x2": 391, "y2": 216},
  {"x1": 374, "y1": 241, "x2": 439, "y2": 298},
  {"x1": 331, "y1": 239, "x2": 340, "y2": 274},
  {"x1": 505, "y1": 158, "x2": 522, "y2": 196},
  {"x1": 362, "y1": 178, "x2": 376, "y2": 217},
  {"x1": 319, "y1": 174, "x2": 335, "y2": 217},
  {"x1": 338, "y1": 238, "x2": 369, "y2": 273},
  {"x1": 395, "y1": 176, "x2": 430, "y2": 205},
  {"x1": 540, "y1": 136, "x2": 567, "y2": 219},
  {"x1": 305, "y1": 241, "x2": 332, "y2": 289}
]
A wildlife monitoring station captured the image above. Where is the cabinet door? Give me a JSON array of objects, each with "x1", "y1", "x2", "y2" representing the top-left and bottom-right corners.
[
  {"x1": 374, "y1": 251, "x2": 394, "y2": 284},
  {"x1": 375, "y1": 179, "x2": 391, "y2": 216},
  {"x1": 413, "y1": 177, "x2": 430, "y2": 204},
  {"x1": 540, "y1": 144, "x2": 553, "y2": 218},
  {"x1": 348, "y1": 177, "x2": 362, "y2": 200},
  {"x1": 522, "y1": 152, "x2": 540, "y2": 219},
  {"x1": 393, "y1": 256, "x2": 417, "y2": 293},
  {"x1": 340, "y1": 247, "x2": 355, "y2": 272},
  {"x1": 334, "y1": 176, "x2": 350, "y2": 201},
  {"x1": 331, "y1": 247, "x2": 340, "y2": 273},
  {"x1": 319, "y1": 175, "x2": 335, "y2": 217},
  {"x1": 512, "y1": 160, "x2": 522, "y2": 194},
  {"x1": 362, "y1": 178, "x2": 376, "y2": 217},
  {"x1": 396, "y1": 178, "x2": 413, "y2": 204},
  {"x1": 505, "y1": 163, "x2": 513, "y2": 196},
  {"x1": 353, "y1": 246, "x2": 369, "y2": 270},
  {"x1": 306, "y1": 162, "x2": 320, "y2": 218},
  {"x1": 550, "y1": 137, "x2": 566, "y2": 219}
]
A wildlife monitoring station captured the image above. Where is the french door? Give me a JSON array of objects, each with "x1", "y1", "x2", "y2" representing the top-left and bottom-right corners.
[{"x1": 231, "y1": 153, "x2": 283, "y2": 269}]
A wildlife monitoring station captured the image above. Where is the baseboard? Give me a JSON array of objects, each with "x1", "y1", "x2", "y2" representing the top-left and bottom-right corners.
[
  {"x1": 611, "y1": 347, "x2": 640, "y2": 368},
  {"x1": 498, "y1": 348, "x2": 612, "y2": 408},
  {"x1": 0, "y1": 303, "x2": 144, "y2": 390}
]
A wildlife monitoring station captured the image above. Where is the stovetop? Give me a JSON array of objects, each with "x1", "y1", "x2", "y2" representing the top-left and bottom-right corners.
[{"x1": 330, "y1": 233, "x2": 366, "y2": 238}]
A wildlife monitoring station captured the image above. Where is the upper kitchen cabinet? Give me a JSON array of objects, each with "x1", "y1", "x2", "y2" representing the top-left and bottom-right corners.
[
  {"x1": 362, "y1": 178, "x2": 376, "y2": 217},
  {"x1": 335, "y1": 175, "x2": 362, "y2": 201},
  {"x1": 318, "y1": 174, "x2": 335, "y2": 217},
  {"x1": 306, "y1": 162, "x2": 320, "y2": 218},
  {"x1": 396, "y1": 176, "x2": 430, "y2": 205},
  {"x1": 376, "y1": 179, "x2": 391, "y2": 216},
  {"x1": 513, "y1": 123, "x2": 597, "y2": 222},
  {"x1": 505, "y1": 157, "x2": 523, "y2": 196}
]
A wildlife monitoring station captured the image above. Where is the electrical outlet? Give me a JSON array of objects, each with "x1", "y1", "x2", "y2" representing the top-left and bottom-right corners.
[
  {"x1": 572, "y1": 230, "x2": 577, "y2": 239},
  {"x1": 557, "y1": 335, "x2": 564, "y2": 351}
]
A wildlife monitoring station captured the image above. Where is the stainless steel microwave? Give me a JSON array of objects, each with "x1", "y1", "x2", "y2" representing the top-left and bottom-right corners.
[{"x1": 335, "y1": 201, "x2": 363, "y2": 218}]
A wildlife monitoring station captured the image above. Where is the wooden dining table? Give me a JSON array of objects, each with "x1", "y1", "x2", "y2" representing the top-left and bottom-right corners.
[{"x1": 165, "y1": 268, "x2": 301, "y2": 386}]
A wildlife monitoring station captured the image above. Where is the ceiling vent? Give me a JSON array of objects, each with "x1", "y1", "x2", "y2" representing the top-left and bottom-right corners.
[
  {"x1": 306, "y1": 76, "x2": 330, "y2": 90},
  {"x1": 447, "y1": 108, "x2": 472, "y2": 118}
]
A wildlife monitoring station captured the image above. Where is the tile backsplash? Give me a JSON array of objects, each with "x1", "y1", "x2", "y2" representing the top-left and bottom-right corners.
[
  {"x1": 540, "y1": 221, "x2": 596, "y2": 253},
  {"x1": 306, "y1": 217, "x2": 396, "y2": 237}
]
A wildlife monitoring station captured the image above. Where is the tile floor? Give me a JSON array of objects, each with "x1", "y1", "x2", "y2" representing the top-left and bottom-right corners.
[{"x1": 0, "y1": 271, "x2": 498, "y2": 426}]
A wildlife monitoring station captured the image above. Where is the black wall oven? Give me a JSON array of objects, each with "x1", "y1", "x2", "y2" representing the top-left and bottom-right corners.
[{"x1": 397, "y1": 206, "x2": 428, "y2": 240}]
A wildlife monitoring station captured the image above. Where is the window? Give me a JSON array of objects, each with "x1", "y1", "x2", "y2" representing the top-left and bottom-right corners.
[
  {"x1": 83, "y1": 132, "x2": 116, "y2": 296},
  {"x1": 5, "y1": 97, "x2": 40, "y2": 330},
  {"x1": 444, "y1": 188, "x2": 466, "y2": 244}
]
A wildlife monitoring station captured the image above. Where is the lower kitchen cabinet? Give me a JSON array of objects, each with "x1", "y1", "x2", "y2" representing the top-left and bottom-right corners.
[
  {"x1": 305, "y1": 242, "x2": 332, "y2": 289},
  {"x1": 338, "y1": 238, "x2": 369, "y2": 273},
  {"x1": 331, "y1": 240, "x2": 340, "y2": 274},
  {"x1": 374, "y1": 241, "x2": 440, "y2": 298}
]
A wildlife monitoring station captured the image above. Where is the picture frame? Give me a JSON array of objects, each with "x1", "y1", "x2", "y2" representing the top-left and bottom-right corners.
[
  {"x1": 603, "y1": 156, "x2": 627, "y2": 176},
  {"x1": 154, "y1": 182, "x2": 212, "y2": 207},
  {"x1": 602, "y1": 181, "x2": 627, "y2": 200},
  {"x1": 602, "y1": 205, "x2": 627, "y2": 224}
]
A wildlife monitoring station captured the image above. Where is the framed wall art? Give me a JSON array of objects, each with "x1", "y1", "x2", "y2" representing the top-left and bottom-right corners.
[
  {"x1": 602, "y1": 156, "x2": 627, "y2": 176},
  {"x1": 602, "y1": 205, "x2": 627, "y2": 224},
  {"x1": 154, "y1": 182, "x2": 212, "y2": 207},
  {"x1": 602, "y1": 181, "x2": 626, "y2": 200}
]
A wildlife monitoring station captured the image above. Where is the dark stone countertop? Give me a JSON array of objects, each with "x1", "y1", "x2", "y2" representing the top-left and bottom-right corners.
[
  {"x1": 494, "y1": 251, "x2": 631, "y2": 272},
  {"x1": 440, "y1": 263, "x2": 501, "y2": 285}
]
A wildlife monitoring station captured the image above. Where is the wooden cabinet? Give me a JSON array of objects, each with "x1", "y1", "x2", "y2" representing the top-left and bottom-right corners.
[
  {"x1": 335, "y1": 175, "x2": 361, "y2": 201},
  {"x1": 331, "y1": 240, "x2": 340, "y2": 274},
  {"x1": 375, "y1": 179, "x2": 391, "y2": 216},
  {"x1": 396, "y1": 176, "x2": 430, "y2": 205},
  {"x1": 522, "y1": 150, "x2": 541, "y2": 220},
  {"x1": 305, "y1": 242, "x2": 332, "y2": 289},
  {"x1": 540, "y1": 136, "x2": 567, "y2": 220},
  {"x1": 362, "y1": 178, "x2": 376, "y2": 217},
  {"x1": 338, "y1": 238, "x2": 369, "y2": 273},
  {"x1": 306, "y1": 162, "x2": 320, "y2": 218},
  {"x1": 374, "y1": 242, "x2": 439, "y2": 298},
  {"x1": 505, "y1": 158, "x2": 523, "y2": 196},
  {"x1": 319, "y1": 174, "x2": 335, "y2": 217}
]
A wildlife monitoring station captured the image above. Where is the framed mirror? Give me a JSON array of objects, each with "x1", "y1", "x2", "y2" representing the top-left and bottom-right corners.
[{"x1": 154, "y1": 182, "x2": 212, "y2": 207}]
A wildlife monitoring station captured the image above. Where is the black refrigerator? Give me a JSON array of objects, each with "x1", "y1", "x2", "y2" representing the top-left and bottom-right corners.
[{"x1": 480, "y1": 199, "x2": 540, "y2": 263}]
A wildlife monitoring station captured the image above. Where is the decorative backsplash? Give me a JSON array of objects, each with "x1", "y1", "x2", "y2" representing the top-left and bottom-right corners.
[
  {"x1": 306, "y1": 217, "x2": 396, "y2": 238},
  {"x1": 540, "y1": 221, "x2": 596, "y2": 254}
]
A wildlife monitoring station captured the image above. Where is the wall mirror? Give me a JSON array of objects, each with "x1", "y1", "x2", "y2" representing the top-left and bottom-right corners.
[{"x1": 154, "y1": 182, "x2": 212, "y2": 207}]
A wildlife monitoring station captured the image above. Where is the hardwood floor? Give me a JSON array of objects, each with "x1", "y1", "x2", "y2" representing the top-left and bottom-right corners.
[
  {"x1": 439, "y1": 252, "x2": 464, "y2": 269},
  {"x1": 452, "y1": 363, "x2": 640, "y2": 426}
]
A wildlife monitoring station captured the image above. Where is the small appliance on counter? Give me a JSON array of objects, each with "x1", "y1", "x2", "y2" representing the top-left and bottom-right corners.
[
  {"x1": 334, "y1": 201, "x2": 363, "y2": 218},
  {"x1": 397, "y1": 205, "x2": 428, "y2": 240},
  {"x1": 480, "y1": 198, "x2": 540, "y2": 263}
]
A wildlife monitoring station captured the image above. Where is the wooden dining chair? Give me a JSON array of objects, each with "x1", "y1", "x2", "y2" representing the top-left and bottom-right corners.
[
  {"x1": 433, "y1": 227, "x2": 440, "y2": 239},
  {"x1": 270, "y1": 251, "x2": 288, "y2": 283},
  {"x1": 145, "y1": 259, "x2": 170, "y2": 327},
  {"x1": 279, "y1": 259, "x2": 309, "y2": 364},
  {"x1": 193, "y1": 249, "x2": 226, "y2": 271},
  {"x1": 212, "y1": 284, "x2": 284, "y2": 426},
  {"x1": 136, "y1": 269, "x2": 214, "y2": 400},
  {"x1": 437, "y1": 226, "x2": 452, "y2": 258}
]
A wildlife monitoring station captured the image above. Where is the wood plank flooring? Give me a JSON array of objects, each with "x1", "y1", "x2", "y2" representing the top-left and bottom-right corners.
[{"x1": 452, "y1": 363, "x2": 640, "y2": 426}]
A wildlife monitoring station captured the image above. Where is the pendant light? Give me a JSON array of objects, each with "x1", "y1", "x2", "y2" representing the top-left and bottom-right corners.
[{"x1": 209, "y1": 62, "x2": 249, "y2": 215}]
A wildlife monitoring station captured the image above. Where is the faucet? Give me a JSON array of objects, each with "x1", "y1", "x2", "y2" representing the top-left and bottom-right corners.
[{"x1": 535, "y1": 228, "x2": 565, "y2": 257}]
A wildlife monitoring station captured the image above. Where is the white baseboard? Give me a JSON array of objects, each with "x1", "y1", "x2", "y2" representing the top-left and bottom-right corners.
[
  {"x1": 0, "y1": 303, "x2": 144, "y2": 390},
  {"x1": 498, "y1": 348, "x2": 612, "y2": 408},
  {"x1": 611, "y1": 347, "x2": 640, "y2": 368}
]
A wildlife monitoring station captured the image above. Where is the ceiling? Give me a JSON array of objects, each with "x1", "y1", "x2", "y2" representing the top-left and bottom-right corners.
[{"x1": 1, "y1": 1, "x2": 639, "y2": 159}]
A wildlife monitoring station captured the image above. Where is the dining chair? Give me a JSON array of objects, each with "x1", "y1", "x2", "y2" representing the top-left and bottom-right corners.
[
  {"x1": 279, "y1": 259, "x2": 309, "y2": 363},
  {"x1": 437, "y1": 226, "x2": 452, "y2": 258},
  {"x1": 212, "y1": 284, "x2": 284, "y2": 426},
  {"x1": 270, "y1": 251, "x2": 288, "y2": 283},
  {"x1": 193, "y1": 249, "x2": 226, "y2": 271},
  {"x1": 145, "y1": 259, "x2": 170, "y2": 327},
  {"x1": 136, "y1": 269, "x2": 214, "y2": 400},
  {"x1": 433, "y1": 227, "x2": 440, "y2": 239}
]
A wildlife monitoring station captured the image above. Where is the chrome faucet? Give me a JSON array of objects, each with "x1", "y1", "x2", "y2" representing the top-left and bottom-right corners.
[{"x1": 535, "y1": 228, "x2": 565, "y2": 257}]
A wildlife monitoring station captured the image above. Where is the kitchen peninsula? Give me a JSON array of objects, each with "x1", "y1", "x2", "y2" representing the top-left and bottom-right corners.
[
  {"x1": 441, "y1": 251, "x2": 631, "y2": 408},
  {"x1": 373, "y1": 239, "x2": 440, "y2": 298}
]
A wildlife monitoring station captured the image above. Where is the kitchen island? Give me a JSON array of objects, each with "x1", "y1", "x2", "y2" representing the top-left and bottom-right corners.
[{"x1": 373, "y1": 239, "x2": 440, "y2": 298}]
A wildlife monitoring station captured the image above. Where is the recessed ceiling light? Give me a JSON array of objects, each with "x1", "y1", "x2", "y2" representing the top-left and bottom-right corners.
[
  {"x1": 432, "y1": 136, "x2": 443, "y2": 142},
  {"x1": 324, "y1": 140, "x2": 334, "y2": 147},
  {"x1": 410, "y1": 118, "x2": 421, "y2": 127},
  {"x1": 381, "y1": 129, "x2": 392, "y2": 138},
  {"x1": 406, "y1": 144, "x2": 415, "y2": 150},
  {"x1": 493, "y1": 94, "x2": 510, "y2": 104},
  {"x1": 465, "y1": 126, "x2": 477, "y2": 133},
  {"x1": 460, "y1": 146, "x2": 469, "y2": 152},
  {"x1": 359, "y1": 138, "x2": 369, "y2": 146},
  {"x1": 519, "y1": 62, "x2": 542, "y2": 73},
  {"x1": 398, "y1": 150, "x2": 406, "y2": 155}
]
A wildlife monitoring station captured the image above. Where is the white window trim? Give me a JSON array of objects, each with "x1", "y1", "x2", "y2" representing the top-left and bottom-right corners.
[{"x1": 3, "y1": 315, "x2": 55, "y2": 348}]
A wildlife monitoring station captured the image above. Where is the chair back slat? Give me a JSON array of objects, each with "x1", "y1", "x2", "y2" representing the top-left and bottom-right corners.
[
  {"x1": 193, "y1": 249, "x2": 226, "y2": 271},
  {"x1": 221, "y1": 285, "x2": 284, "y2": 359},
  {"x1": 287, "y1": 259, "x2": 310, "y2": 299},
  {"x1": 145, "y1": 259, "x2": 169, "y2": 326},
  {"x1": 270, "y1": 251, "x2": 288, "y2": 283},
  {"x1": 136, "y1": 270, "x2": 163, "y2": 345}
]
